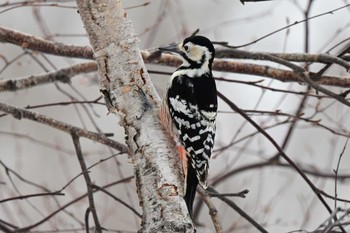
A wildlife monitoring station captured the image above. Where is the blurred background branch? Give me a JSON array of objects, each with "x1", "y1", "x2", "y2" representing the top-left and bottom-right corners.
[{"x1": 0, "y1": 0, "x2": 349, "y2": 233}]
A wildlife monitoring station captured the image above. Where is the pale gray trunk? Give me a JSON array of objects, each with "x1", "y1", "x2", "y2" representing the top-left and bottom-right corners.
[{"x1": 75, "y1": 0, "x2": 195, "y2": 232}]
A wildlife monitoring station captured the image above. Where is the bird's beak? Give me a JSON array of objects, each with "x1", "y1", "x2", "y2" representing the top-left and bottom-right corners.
[{"x1": 158, "y1": 43, "x2": 181, "y2": 54}]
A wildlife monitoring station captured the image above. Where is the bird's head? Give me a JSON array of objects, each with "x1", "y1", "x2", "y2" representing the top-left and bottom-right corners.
[{"x1": 159, "y1": 36, "x2": 215, "y2": 70}]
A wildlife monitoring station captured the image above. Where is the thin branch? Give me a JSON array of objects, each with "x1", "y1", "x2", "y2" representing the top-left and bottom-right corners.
[
  {"x1": 0, "y1": 219, "x2": 16, "y2": 233},
  {"x1": 0, "y1": 62, "x2": 97, "y2": 92},
  {"x1": 213, "y1": 3, "x2": 350, "y2": 48},
  {"x1": 212, "y1": 160, "x2": 350, "y2": 188},
  {"x1": 16, "y1": 176, "x2": 133, "y2": 232},
  {"x1": 144, "y1": 52, "x2": 350, "y2": 88},
  {"x1": 319, "y1": 190, "x2": 350, "y2": 204},
  {"x1": 23, "y1": 97, "x2": 104, "y2": 111},
  {"x1": 206, "y1": 186, "x2": 268, "y2": 233},
  {"x1": 197, "y1": 188, "x2": 223, "y2": 233},
  {"x1": 334, "y1": 137, "x2": 350, "y2": 209},
  {"x1": 57, "y1": 152, "x2": 123, "y2": 193},
  {"x1": 215, "y1": 49, "x2": 350, "y2": 70},
  {"x1": 217, "y1": 90, "x2": 341, "y2": 228},
  {"x1": 0, "y1": 160, "x2": 53, "y2": 193},
  {"x1": 92, "y1": 184, "x2": 142, "y2": 218},
  {"x1": 254, "y1": 53, "x2": 350, "y2": 107},
  {"x1": 0, "y1": 2, "x2": 76, "y2": 15},
  {"x1": 214, "y1": 76, "x2": 344, "y2": 98},
  {"x1": 0, "y1": 25, "x2": 94, "y2": 59},
  {"x1": 84, "y1": 208, "x2": 91, "y2": 233},
  {"x1": 206, "y1": 189, "x2": 249, "y2": 198},
  {"x1": 0, "y1": 191, "x2": 64, "y2": 203},
  {"x1": 71, "y1": 131, "x2": 101, "y2": 232},
  {"x1": 271, "y1": 86, "x2": 310, "y2": 161},
  {"x1": 0, "y1": 101, "x2": 129, "y2": 152},
  {"x1": 0, "y1": 26, "x2": 348, "y2": 88},
  {"x1": 316, "y1": 208, "x2": 350, "y2": 233}
]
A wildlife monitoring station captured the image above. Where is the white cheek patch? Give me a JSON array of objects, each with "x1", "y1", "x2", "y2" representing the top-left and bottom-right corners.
[{"x1": 190, "y1": 47, "x2": 202, "y2": 62}]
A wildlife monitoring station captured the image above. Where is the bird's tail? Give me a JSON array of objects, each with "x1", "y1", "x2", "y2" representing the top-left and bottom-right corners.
[{"x1": 184, "y1": 163, "x2": 199, "y2": 217}]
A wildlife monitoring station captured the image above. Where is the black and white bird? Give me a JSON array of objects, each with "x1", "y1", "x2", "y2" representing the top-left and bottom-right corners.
[{"x1": 158, "y1": 36, "x2": 217, "y2": 216}]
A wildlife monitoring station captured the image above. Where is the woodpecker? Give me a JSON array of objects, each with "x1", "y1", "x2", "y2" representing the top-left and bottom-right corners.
[{"x1": 158, "y1": 36, "x2": 217, "y2": 216}]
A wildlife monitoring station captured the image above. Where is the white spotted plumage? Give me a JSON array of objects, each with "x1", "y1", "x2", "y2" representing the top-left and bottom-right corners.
[{"x1": 158, "y1": 35, "x2": 217, "y2": 216}]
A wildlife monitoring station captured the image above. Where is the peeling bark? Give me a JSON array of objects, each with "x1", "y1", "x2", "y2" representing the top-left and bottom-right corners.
[{"x1": 75, "y1": 0, "x2": 194, "y2": 232}]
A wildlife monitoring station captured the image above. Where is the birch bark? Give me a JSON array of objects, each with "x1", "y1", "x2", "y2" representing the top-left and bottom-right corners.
[{"x1": 75, "y1": 1, "x2": 195, "y2": 232}]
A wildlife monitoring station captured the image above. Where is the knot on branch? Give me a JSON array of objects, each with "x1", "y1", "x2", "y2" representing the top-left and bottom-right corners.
[
  {"x1": 12, "y1": 108, "x2": 22, "y2": 120},
  {"x1": 70, "y1": 128, "x2": 79, "y2": 138},
  {"x1": 5, "y1": 79, "x2": 17, "y2": 91},
  {"x1": 100, "y1": 89, "x2": 118, "y2": 114},
  {"x1": 170, "y1": 222, "x2": 194, "y2": 233},
  {"x1": 56, "y1": 73, "x2": 71, "y2": 84},
  {"x1": 158, "y1": 184, "x2": 179, "y2": 197},
  {"x1": 339, "y1": 89, "x2": 350, "y2": 98}
]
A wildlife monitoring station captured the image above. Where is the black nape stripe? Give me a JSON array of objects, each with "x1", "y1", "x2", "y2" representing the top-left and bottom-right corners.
[{"x1": 180, "y1": 53, "x2": 207, "y2": 70}]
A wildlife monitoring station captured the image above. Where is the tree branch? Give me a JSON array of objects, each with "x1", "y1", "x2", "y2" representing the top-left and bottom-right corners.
[
  {"x1": 143, "y1": 52, "x2": 350, "y2": 88},
  {"x1": 217, "y1": 90, "x2": 346, "y2": 232},
  {"x1": 0, "y1": 101, "x2": 128, "y2": 152},
  {"x1": 0, "y1": 25, "x2": 93, "y2": 59},
  {"x1": 0, "y1": 62, "x2": 97, "y2": 92},
  {"x1": 206, "y1": 187, "x2": 268, "y2": 233},
  {"x1": 215, "y1": 49, "x2": 350, "y2": 70},
  {"x1": 16, "y1": 177, "x2": 133, "y2": 232},
  {"x1": 0, "y1": 25, "x2": 348, "y2": 89},
  {"x1": 197, "y1": 188, "x2": 223, "y2": 233}
]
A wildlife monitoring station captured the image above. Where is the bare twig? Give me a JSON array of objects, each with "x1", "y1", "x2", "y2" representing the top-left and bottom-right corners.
[
  {"x1": 270, "y1": 86, "x2": 310, "y2": 161},
  {"x1": 217, "y1": 90, "x2": 341, "y2": 227},
  {"x1": 206, "y1": 189, "x2": 249, "y2": 198},
  {"x1": 57, "y1": 152, "x2": 123, "y2": 193},
  {"x1": 16, "y1": 177, "x2": 133, "y2": 232},
  {"x1": 0, "y1": 101, "x2": 129, "y2": 152},
  {"x1": 71, "y1": 131, "x2": 102, "y2": 232},
  {"x1": 0, "y1": 219, "x2": 17, "y2": 233},
  {"x1": 212, "y1": 161, "x2": 350, "y2": 188},
  {"x1": 197, "y1": 188, "x2": 223, "y2": 233},
  {"x1": 213, "y1": 3, "x2": 350, "y2": 48},
  {"x1": 0, "y1": 191, "x2": 64, "y2": 203},
  {"x1": 215, "y1": 49, "x2": 350, "y2": 70},
  {"x1": 253, "y1": 53, "x2": 350, "y2": 108},
  {"x1": 92, "y1": 184, "x2": 142, "y2": 218},
  {"x1": 334, "y1": 137, "x2": 350, "y2": 209},
  {"x1": 206, "y1": 186, "x2": 268, "y2": 233}
]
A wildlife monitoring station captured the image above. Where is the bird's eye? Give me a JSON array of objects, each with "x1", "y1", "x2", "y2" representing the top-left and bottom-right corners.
[{"x1": 184, "y1": 45, "x2": 189, "y2": 51}]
